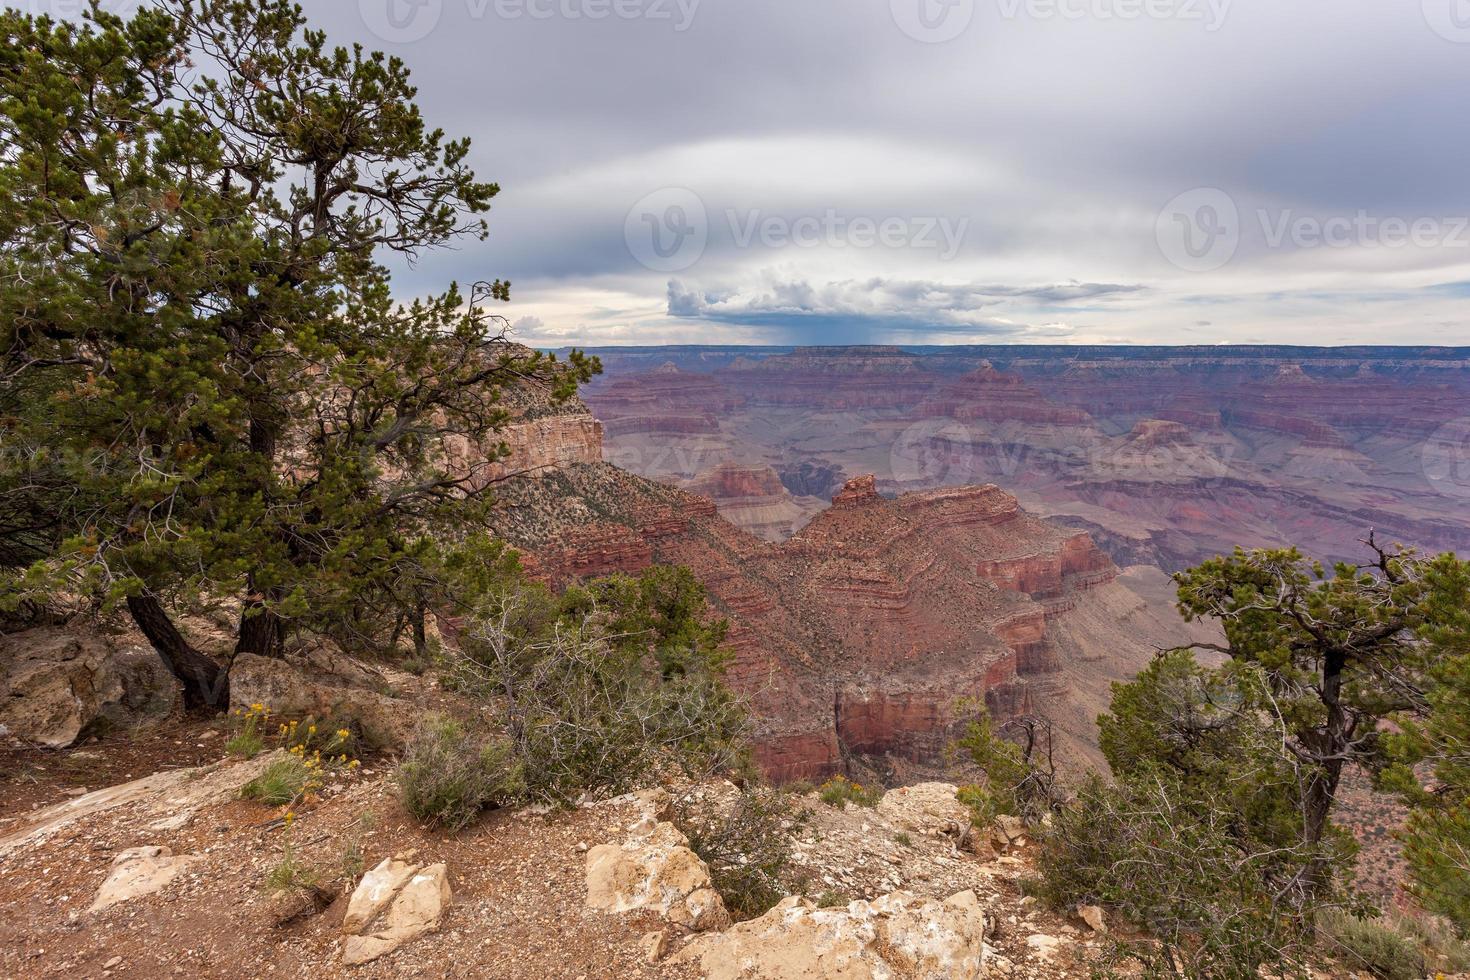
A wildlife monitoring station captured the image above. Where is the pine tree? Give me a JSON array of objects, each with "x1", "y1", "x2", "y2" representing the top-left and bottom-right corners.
[
  {"x1": 1382, "y1": 558, "x2": 1470, "y2": 934},
  {"x1": 1172, "y1": 538, "x2": 1465, "y2": 862},
  {"x1": 0, "y1": 1, "x2": 595, "y2": 707}
]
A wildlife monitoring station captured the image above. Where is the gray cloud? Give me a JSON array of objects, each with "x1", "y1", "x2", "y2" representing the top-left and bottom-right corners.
[
  {"x1": 662, "y1": 276, "x2": 1137, "y2": 342},
  {"x1": 276, "y1": 2, "x2": 1470, "y2": 345}
]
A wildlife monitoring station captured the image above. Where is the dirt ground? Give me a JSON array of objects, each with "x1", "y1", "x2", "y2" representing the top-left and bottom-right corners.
[{"x1": 0, "y1": 728, "x2": 1109, "y2": 979}]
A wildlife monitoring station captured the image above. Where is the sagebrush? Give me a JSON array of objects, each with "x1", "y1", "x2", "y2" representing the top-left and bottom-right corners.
[{"x1": 395, "y1": 715, "x2": 525, "y2": 831}]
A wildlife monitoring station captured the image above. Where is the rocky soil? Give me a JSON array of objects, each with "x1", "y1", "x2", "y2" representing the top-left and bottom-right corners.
[{"x1": 0, "y1": 727, "x2": 1119, "y2": 979}]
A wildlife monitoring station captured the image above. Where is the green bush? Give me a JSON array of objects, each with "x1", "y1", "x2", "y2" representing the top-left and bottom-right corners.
[
  {"x1": 952, "y1": 711, "x2": 1059, "y2": 824},
  {"x1": 817, "y1": 775, "x2": 881, "y2": 808},
  {"x1": 395, "y1": 715, "x2": 525, "y2": 831},
  {"x1": 677, "y1": 788, "x2": 807, "y2": 921},
  {"x1": 1037, "y1": 774, "x2": 1330, "y2": 979},
  {"x1": 1317, "y1": 911, "x2": 1426, "y2": 980},
  {"x1": 449, "y1": 572, "x2": 749, "y2": 805}
]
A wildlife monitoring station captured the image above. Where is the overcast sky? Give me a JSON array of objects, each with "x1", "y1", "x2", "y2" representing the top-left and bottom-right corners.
[{"x1": 304, "y1": 1, "x2": 1468, "y2": 346}]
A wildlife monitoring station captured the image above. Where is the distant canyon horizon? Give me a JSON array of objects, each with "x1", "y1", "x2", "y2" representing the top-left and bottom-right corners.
[{"x1": 567, "y1": 343, "x2": 1470, "y2": 574}]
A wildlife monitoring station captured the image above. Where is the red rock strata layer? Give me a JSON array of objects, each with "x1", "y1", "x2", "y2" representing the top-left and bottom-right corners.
[{"x1": 492, "y1": 436, "x2": 1165, "y2": 779}]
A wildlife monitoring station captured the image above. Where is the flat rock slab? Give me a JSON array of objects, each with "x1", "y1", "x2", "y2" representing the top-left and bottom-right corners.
[
  {"x1": 90, "y1": 846, "x2": 198, "y2": 912},
  {"x1": 341, "y1": 860, "x2": 451, "y2": 966},
  {"x1": 0, "y1": 751, "x2": 286, "y2": 860},
  {"x1": 677, "y1": 889, "x2": 988, "y2": 980}
]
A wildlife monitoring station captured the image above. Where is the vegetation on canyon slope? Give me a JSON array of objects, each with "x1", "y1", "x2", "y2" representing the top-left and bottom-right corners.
[{"x1": 986, "y1": 542, "x2": 1470, "y2": 976}]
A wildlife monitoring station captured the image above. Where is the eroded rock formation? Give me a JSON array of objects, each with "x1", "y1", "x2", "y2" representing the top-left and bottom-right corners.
[
  {"x1": 579, "y1": 344, "x2": 1470, "y2": 569},
  {"x1": 490, "y1": 394, "x2": 1191, "y2": 779},
  {"x1": 684, "y1": 462, "x2": 826, "y2": 541}
]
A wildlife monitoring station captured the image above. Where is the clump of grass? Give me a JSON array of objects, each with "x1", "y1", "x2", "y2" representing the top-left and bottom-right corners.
[
  {"x1": 817, "y1": 775, "x2": 881, "y2": 808},
  {"x1": 338, "y1": 813, "x2": 376, "y2": 883},
  {"x1": 264, "y1": 840, "x2": 319, "y2": 894},
  {"x1": 894, "y1": 831, "x2": 913, "y2": 848},
  {"x1": 1318, "y1": 909, "x2": 1470, "y2": 980},
  {"x1": 226, "y1": 703, "x2": 271, "y2": 758},
  {"x1": 242, "y1": 756, "x2": 312, "y2": 806},
  {"x1": 814, "y1": 890, "x2": 851, "y2": 909}
]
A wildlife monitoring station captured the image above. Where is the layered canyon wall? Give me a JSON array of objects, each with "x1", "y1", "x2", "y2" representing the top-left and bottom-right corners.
[{"x1": 488, "y1": 392, "x2": 1188, "y2": 778}]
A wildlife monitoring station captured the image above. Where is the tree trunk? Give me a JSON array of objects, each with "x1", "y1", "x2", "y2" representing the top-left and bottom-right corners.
[
  {"x1": 235, "y1": 593, "x2": 285, "y2": 659},
  {"x1": 126, "y1": 593, "x2": 229, "y2": 711},
  {"x1": 412, "y1": 603, "x2": 427, "y2": 658},
  {"x1": 1302, "y1": 759, "x2": 1343, "y2": 848},
  {"x1": 233, "y1": 413, "x2": 288, "y2": 660},
  {"x1": 1301, "y1": 650, "x2": 1349, "y2": 892}
]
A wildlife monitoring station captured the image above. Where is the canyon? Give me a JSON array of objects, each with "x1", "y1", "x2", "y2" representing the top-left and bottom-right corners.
[
  {"x1": 575, "y1": 345, "x2": 1470, "y2": 572},
  {"x1": 573, "y1": 346, "x2": 1470, "y2": 570},
  {"x1": 486, "y1": 384, "x2": 1208, "y2": 780},
  {"x1": 476, "y1": 342, "x2": 1470, "y2": 781}
]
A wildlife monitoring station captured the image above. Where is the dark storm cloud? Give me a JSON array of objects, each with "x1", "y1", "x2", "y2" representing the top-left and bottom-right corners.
[{"x1": 663, "y1": 276, "x2": 1139, "y2": 342}]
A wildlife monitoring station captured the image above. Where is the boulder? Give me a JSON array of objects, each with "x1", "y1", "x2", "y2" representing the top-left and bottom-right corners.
[
  {"x1": 990, "y1": 814, "x2": 1028, "y2": 851},
  {"x1": 1077, "y1": 903, "x2": 1107, "y2": 934},
  {"x1": 341, "y1": 861, "x2": 452, "y2": 966},
  {"x1": 89, "y1": 846, "x2": 198, "y2": 912},
  {"x1": 228, "y1": 653, "x2": 416, "y2": 749},
  {"x1": 585, "y1": 822, "x2": 730, "y2": 932},
  {"x1": 676, "y1": 889, "x2": 988, "y2": 980},
  {"x1": 876, "y1": 782, "x2": 972, "y2": 840},
  {"x1": 342, "y1": 857, "x2": 418, "y2": 934},
  {"x1": 0, "y1": 626, "x2": 181, "y2": 748}
]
